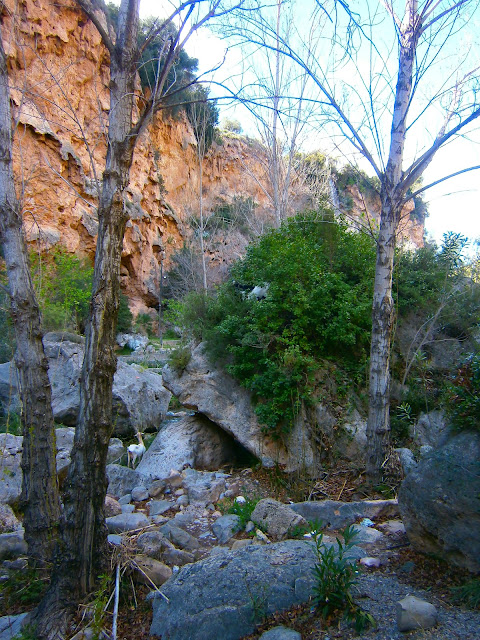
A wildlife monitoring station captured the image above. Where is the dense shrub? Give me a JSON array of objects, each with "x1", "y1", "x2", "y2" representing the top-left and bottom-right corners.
[
  {"x1": 30, "y1": 248, "x2": 93, "y2": 334},
  {"x1": 170, "y1": 211, "x2": 376, "y2": 436}
]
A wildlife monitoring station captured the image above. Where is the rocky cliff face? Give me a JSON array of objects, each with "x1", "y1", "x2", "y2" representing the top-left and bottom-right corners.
[{"x1": 2, "y1": 0, "x2": 423, "y2": 314}]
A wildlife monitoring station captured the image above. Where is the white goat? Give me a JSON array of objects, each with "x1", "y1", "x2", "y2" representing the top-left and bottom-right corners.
[{"x1": 127, "y1": 431, "x2": 146, "y2": 468}]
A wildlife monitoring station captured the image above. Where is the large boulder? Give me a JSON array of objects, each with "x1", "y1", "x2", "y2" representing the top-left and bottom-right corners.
[
  {"x1": 135, "y1": 414, "x2": 239, "y2": 480},
  {"x1": 411, "y1": 410, "x2": 449, "y2": 449},
  {"x1": 251, "y1": 499, "x2": 307, "y2": 540},
  {"x1": 149, "y1": 539, "x2": 365, "y2": 640},
  {"x1": 162, "y1": 343, "x2": 320, "y2": 474},
  {"x1": 2, "y1": 334, "x2": 171, "y2": 437},
  {"x1": 0, "y1": 430, "x2": 125, "y2": 506},
  {"x1": 291, "y1": 499, "x2": 399, "y2": 530},
  {"x1": 399, "y1": 431, "x2": 480, "y2": 572}
]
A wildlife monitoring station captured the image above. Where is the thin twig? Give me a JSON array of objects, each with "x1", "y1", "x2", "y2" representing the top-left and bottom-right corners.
[{"x1": 111, "y1": 563, "x2": 120, "y2": 640}]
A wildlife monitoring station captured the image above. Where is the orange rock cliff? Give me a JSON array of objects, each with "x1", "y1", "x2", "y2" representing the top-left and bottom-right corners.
[{"x1": 2, "y1": 0, "x2": 424, "y2": 314}]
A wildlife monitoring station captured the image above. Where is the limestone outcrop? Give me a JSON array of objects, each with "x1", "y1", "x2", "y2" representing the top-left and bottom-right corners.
[{"x1": 162, "y1": 343, "x2": 320, "y2": 474}]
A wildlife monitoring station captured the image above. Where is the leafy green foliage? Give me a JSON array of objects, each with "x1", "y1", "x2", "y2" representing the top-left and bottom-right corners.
[
  {"x1": 452, "y1": 578, "x2": 480, "y2": 609},
  {"x1": 0, "y1": 567, "x2": 49, "y2": 610},
  {"x1": 185, "y1": 85, "x2": 219, "y2": 153},
  {"x1": 134, "y1": 312, "x2": 154, "y2": 337},
  {"x1": 219, "y1": 495, "x2": 259, "y2": 528},
  {"x1": 312, "y1": 525, "x2": 375, "y2": 633},
  {"x1": 168, "y1": 345, "x2": 192, "y2": 373},
  {"x1": 117, "y1": 292, "x2": 133, "y2": 333},
  {"x1": 30, "y1": 248, "x2": 93, "y2": 334},
  {"x1": 445, "y1": 354, "x2": 480, "y2": 431},
  {"x1": 182, "y1": 211, "x2": 376, "y2": 436}
]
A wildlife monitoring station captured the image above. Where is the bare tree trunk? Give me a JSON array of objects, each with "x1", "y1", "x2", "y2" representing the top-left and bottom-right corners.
[
  {"x1": 366, "y1": 2, "x2": 417, "y2": 482},
  {"x1": 0, "y1": 25, "x2": 60, "y2": 567},
  {"x1": 366, "y1": 193, "x2": 399, "y2": 481},
  {"x1": 198, "y1": 161, "x2": 208, "y2": 290},
  {"x1": 32, "y1": 2, "x2": 140, "y2": 636}
]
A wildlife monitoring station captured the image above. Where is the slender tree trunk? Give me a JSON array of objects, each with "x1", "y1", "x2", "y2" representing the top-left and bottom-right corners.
[
  {"x1": 366, "y1": 192, "x2": 399, "y2": 481},
  {"x1": 0, "y1": 25, "x2": 60, "y2": 567},
  {"x1": 366, "y1": 0, "x2": 418, "y2": 482},
  {"x1": 198, "y1": 160, "x2": 208, "y2": 290},
  {"x1": 33, "y1": 2, "x2": 140, "y2": 636}
]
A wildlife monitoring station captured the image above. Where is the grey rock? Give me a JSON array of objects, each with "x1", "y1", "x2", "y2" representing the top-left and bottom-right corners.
[
  {"x1": 251, "y1": 499, "x2": 306, "y2": 540},
  {"x1": 148, "y1": 479, "x2": 166, "y2": 498},
  {"x1": 377, "y1": 520, "x2": 406, "y2": 535},
  {"x1": 118, "y1": 494, "x2": 132, "y2": 505},
  {"x1": 149, "y1": 500, "x2": 173, "y2": 516},
  {"x1": 292, "y1": 499, "x2": 398, "y2": 530},
  {"x1": 350, "y1": 525, "x2": 384, "y2": 545},
  {"x1": 399, "y1": 431, "x2": 480, "y2": 572},
  {"x1": 182, "y1": 468, "x2": 225, "y2": 505},
  {"x1": 121, "y1": 504, "x2": 135, "y2": 514},
  {"x1": 136, "y1": 414, "x2": 239, "y2": 481},
  {"x1": 0, "y1": 434, "x2": 24, "y2": 505},
  {"x1": 159, "y1": 522, "x2": 199, "y2": 551},
  {"x1": 131, "y1": 486, "x2": 149, "y2": 502},
  {"x1": 104, "y1": 496, "x2": 122, "y2": 518},
  {"x1": 212, "y1": 514, "x2": 242, "y2": 544},
  {"x1": 412, "y1": 410, "x2": 449, "y2": 449},
  {"x1": 105, "y1": 512, "x2": 149, "y2": 533},
  {"x1": 0, "y1": 430, "x2": 124, "y2": 505},
  {"x1": 149, "y1": 539, "x2": 362, "y2": 640},
  {"x1": 162, "y1": 343, "x2": 320, "y2": 474},
  {"x1": 108, "y1": 534, "x2": 123, "y2": 546},
  {"x1": 176, "y1": 494, "x2": 189, "y2": 507},
  {"x1": 0, "y1": 362, "x2": 21, "y2": 415},
  {"x1": 395, "y1": 447, "x2": 417, "y2": 475},
  {"x1": 137, "y1": 530, "x2": 171, "y2": 559},
  {"x1": 259, "y1": 627, "x2": 302, "y2": 640},
  {"x1": 2, "y1": 557, "x2": 28, "y2": 570},
  {"x1": 0, "y1": 531, "x2": 27, "y2": 561},
  {"x1": 106, "y1": 464, "x2": 140, "y2": 499},
  {"x1": 133, "y1": 554, "x2": 172, "y2": 586},
  {"x1": 419, "y1": 444, "x2": 433, "y2": 458},
  {"x1": 0, "y1": 504, "x2": 21, "y2": 533},
  {"x1": 4, "y1": 334, "x2": 171, "y2": 436},
  {"x1": 0, "y1": 613, "x2": 29, "y2": 640},
  {"x1": 162, "y1": 547, "x2": 195, "y2": 567},
  {"x1": 396, "y1": 595, "x2": 438, "y2": 632}
]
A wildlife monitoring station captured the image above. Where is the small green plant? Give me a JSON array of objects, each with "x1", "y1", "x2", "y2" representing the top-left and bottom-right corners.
[
  {"x1": 168, "y1": 345, "x2": 191, "y2": 373},
  {"x1": 12, "y1": 624, "x2": 38, "y2": 640},
  {"x1": 0, "y1": 410, "x2": 22, "y2": 435},
  {"x1": 89, "y1": 573, "x2": 112, "y2": 640},
  {"x1": 451, "y1": 578, "x2": 480, "y2": 609},
  {"x1": 218, "y1": 495, "x2": 259, "y2": 528},
  {"x1": 311, "y1": 524, "x2": 375, "y2": 633},
  {"x1": 0, "y1": 568, "x2": 49, "y2": 610},
  {"x1": 134, "y1": 312, "x2": 154, "y2": 337}
]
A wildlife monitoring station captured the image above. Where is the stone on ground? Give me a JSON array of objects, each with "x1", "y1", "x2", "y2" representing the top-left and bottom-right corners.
[
  {"x1": 0, "y1": 531, "x2": 27, "y2": 561},
  {"x1": 133, "y1": 555, "x2": 172, "y2": 586},
  {"x1": 212, "y1": 514, "x2": 242, "y2": 544},
  {"x1": 106, "y1": 464, "x2": 140, "y2": 499},
  {"x1": 259, "y1": 627, "x2": 302, "y2": 640},
  {"x1": 396, "y1": 595, "x2": 438, "y2": 632},
  {"x1": 291, "y1": 499, "x2": 398, "y2": 530},
  {"x1": 0, "y1": 613, "x2": 29, "y2": 640},
  {"x1": 251, "y1": 499, "x2": 307, "y2": 540},
  {"x1": 105, "y1": 512, "x2": 149, "y2": 533}
]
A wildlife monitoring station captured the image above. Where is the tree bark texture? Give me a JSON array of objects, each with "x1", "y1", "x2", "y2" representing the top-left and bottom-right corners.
[
  {"x1": 33, "y1": 1, "x2": 140, "y2": 636},
  {"x1": 0, "y1": 25, "x2": 61, "y2": 566},
  {"x1": 366, "y1": 0, "x2": 419, "y2": 482}
]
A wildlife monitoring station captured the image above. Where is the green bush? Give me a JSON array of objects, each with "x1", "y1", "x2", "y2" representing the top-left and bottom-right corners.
[
  {"x1": 168, "y1": 345, "x2": 192, "y2": 373},
  {"x1": 117, "y1": 292, "x2": 133, "y2": 333},
  {"x1": 452, "y1": 578, "x2": 480, "y2": 609},
  {"x1": 174, "y1": 210, "x2": 375, "y2": 436},
  {"x1": 30, "y1": 247, "x2": 93, "y2": 334},
  {"x1": 222, "y1": 496, "x2": 259, "y2": 528},
  {"x1": 312, "y1": 524, "x2": 375, "y2": 632}
]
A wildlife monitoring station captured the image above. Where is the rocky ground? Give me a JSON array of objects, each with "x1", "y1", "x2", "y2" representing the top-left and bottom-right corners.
[{"x1": 1, "y1": 459, "x2": 479, "y2": 640}]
